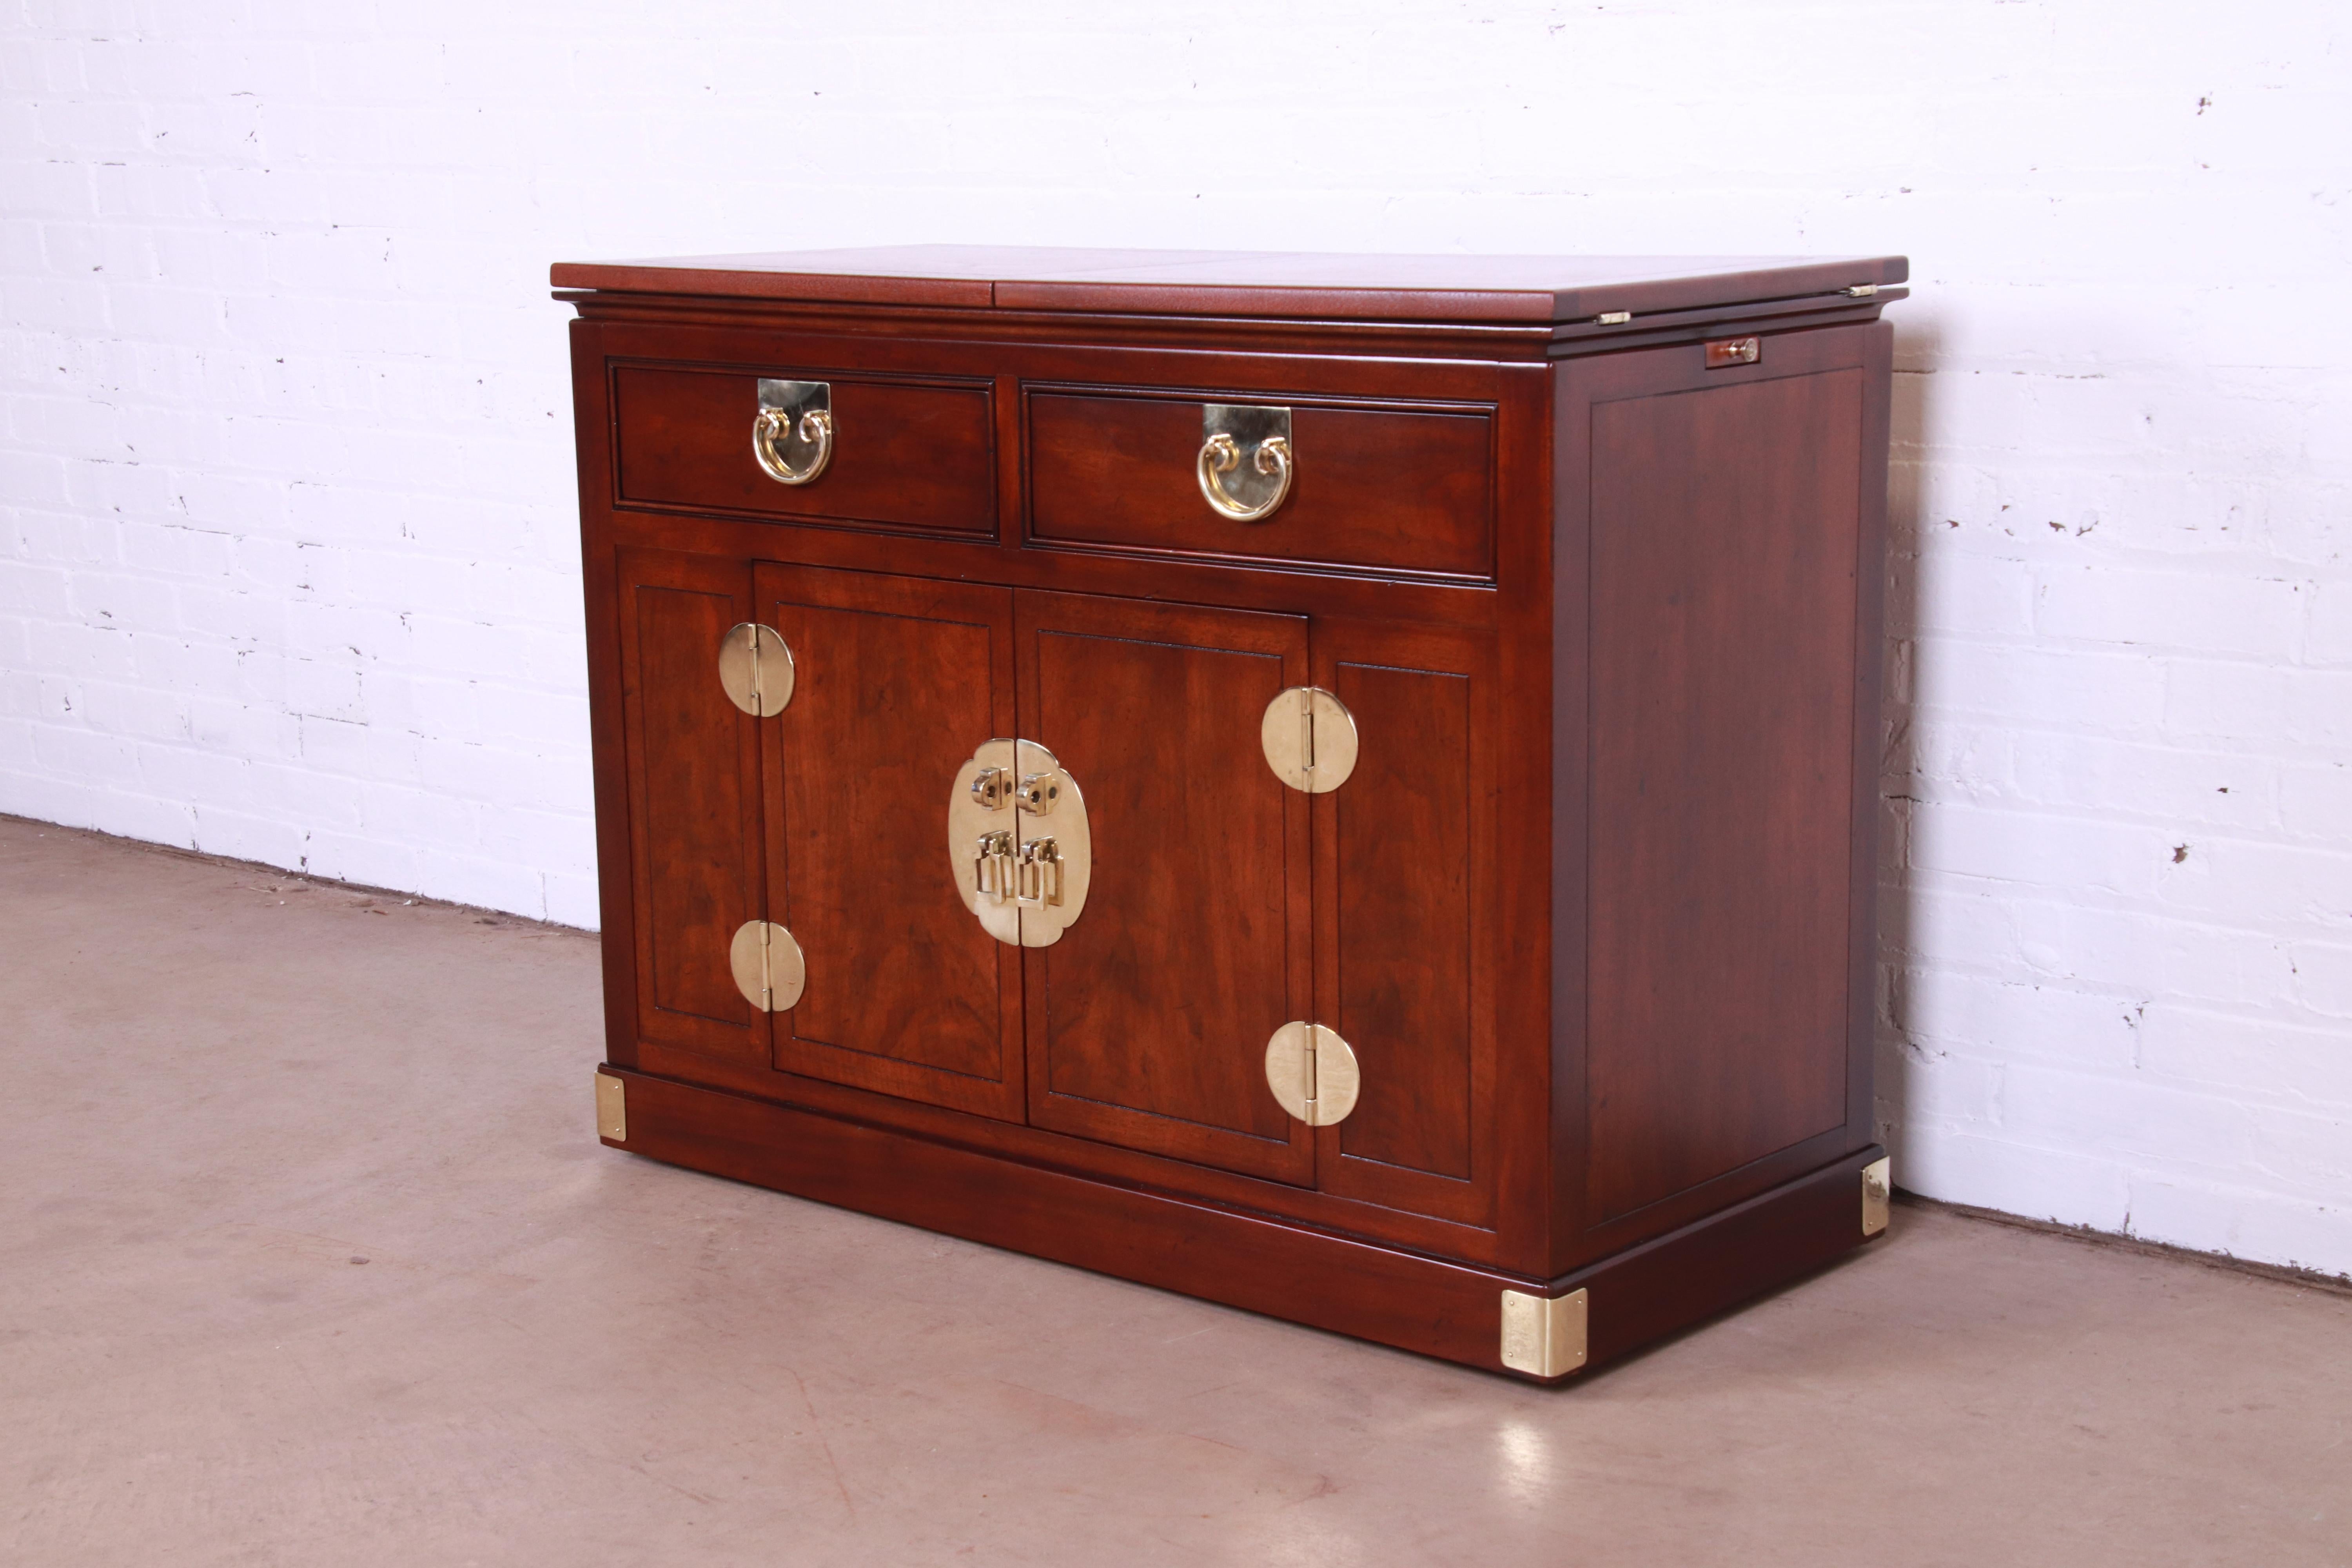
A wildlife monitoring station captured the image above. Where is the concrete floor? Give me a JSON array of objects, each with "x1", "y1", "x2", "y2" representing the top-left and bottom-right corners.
[{"x1": 2, "y1": 816, "x2": 2346, "y2": 1567}]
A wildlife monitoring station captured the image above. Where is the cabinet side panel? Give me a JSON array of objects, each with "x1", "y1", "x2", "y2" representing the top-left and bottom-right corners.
[
  {"x1": 1586, "y1": 367, "x2": 1863, "y2": 1223},
  {"x1": 1332, "y1": 661, "x2": 1474, "y2": 1181},
  {"x1": 615, "y1": 553, "x2": 767, "y2": 1060}
]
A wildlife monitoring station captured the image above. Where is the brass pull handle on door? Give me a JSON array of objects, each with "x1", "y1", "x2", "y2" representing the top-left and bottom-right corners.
[
  {"x1": 753, "y1": 378, "x2": 833, "y2": 486},
  {"x1": 1198, "y1": 404, "x2": 1294, "y2": 522},
  {"x1": 949, "y1": 740, "x2": 1092, "y2": 948}
]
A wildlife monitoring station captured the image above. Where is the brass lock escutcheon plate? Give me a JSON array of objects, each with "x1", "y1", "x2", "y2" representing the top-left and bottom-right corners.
[
  {"x1": 729, "y1": 919, "x2": 806, "y2": 1012},
  {"x1": 717, "y1": 622, "x2": 794, "y2": 717},
  {"x1": 1198, "y1": 404, "x2": 1294, "y2": 522},
  {"x1": 1264, "y1": 1021, "x2": 1360, "y2": 1127},
  {"x1": 753, "y1": 379, "x2": 833, "y2": 486},
  {"x1": 1260, "y1": 686, "x2": 1357, "y2": 794},
  {"x1": 948, "y1": 738, "x2": 1092, "y2": 948}
]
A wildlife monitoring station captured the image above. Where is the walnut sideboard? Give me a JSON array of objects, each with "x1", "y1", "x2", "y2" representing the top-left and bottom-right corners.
[{"x1": 552, "y1": 246, "x2": 1904, "y2": 1381}]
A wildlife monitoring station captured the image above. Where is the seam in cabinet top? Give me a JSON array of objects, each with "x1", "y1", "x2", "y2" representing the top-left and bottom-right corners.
[{"x1": 550, "y1": 245, "x2": 1909, "y2": 326}]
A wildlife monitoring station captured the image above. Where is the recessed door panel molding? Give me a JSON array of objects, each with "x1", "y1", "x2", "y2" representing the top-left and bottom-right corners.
[
  {"x1": 753, "y1": 563, "x2": 1025, "y2": 1121},
  {"x1": 1017, "y1": 589, "x2": 1317, "y2": 1186},
  {"x1": 613, "y1": 547, "x2": 770, "y2": 1062}
]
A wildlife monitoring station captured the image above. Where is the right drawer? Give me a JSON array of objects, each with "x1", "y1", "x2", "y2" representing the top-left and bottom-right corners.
[{"x1": 1025, "y1": 388, "x2": 1494, "y2": 580}]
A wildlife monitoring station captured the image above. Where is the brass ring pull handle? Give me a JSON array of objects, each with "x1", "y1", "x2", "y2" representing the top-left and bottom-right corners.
[
  {"x1": 1197, "y1": 430, "x2": 1293, "y2": 521},
  {"x1": 752, "y1": 405, "x2": 834, "y2": 486},
  {"x1": 1197, "y1": 404, "x2": 1294, "y2": 522},
  {"x1": 752, "y1": 378, "x2": 834, "y2": 486}
]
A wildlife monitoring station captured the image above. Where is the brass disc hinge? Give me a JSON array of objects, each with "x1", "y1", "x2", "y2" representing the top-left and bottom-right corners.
[
  {"x1": 1499, "y1": 1287, "x2": 1588, "y2": 1379},
  {"x1": 1263, "y1": 1022, "x2": 1361, "y2": 1127},
  {"x1": 728, "y1": 919, "x2": 806, "y2": 1012},
  {"x1": 1862, "y1": 1156, "x2": 1892, "y2": 1236},
  {"x1": 717, "y1": 622, "x2": 795, "y2": 717},
  {"x1": 1259, "y1": 686, "x2": 1357, "y2": 794},
  {"x1": 948, "y1": 738, "x2": 1093, "y2": 948},
  {"x1": 594, "y1": 1071, "x2": 627, "y2": 1143}
]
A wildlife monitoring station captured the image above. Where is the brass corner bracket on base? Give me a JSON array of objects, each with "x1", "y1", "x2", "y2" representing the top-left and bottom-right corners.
[
  {"x1": 1499, "y1": 1287, "x2": 1588, "y2": 1379},
  {"x1": 595, "y1": 1071, "x2": 627, "y2": 1143},
  {"x1": 1862, "y1": 1156, "x2": 1892, "y2": 1236}
]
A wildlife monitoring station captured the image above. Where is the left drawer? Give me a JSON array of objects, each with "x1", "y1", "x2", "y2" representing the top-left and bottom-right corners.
[{"x1": 612, "y1": 365, "x2": 997, "y2": 535}]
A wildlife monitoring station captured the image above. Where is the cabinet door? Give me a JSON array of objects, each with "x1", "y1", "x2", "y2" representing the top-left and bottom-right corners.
[
  {"x1": 753, "y1": 564, "x2": 1024, "y2": 1120},
  {"x1": 614, "y1": 547, "x2": 769, "y2": 1063},
  {"x1": 1310, "y1": 621, "x2": 1495, "y2": 1228},
  {"x1": 1018, "y1": 591, "x2": 1315, "y2": 1184}
]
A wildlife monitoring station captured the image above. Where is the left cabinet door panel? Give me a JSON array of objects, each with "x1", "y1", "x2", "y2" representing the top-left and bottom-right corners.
[
  {"x1": 615, "y1": 548, "x2": 771, "y2": 1062},
  {"x1": 754, "y1": 564, "x2": 1025, "y2": 1120}
]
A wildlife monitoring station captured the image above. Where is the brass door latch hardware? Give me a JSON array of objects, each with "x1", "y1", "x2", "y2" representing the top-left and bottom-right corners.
[
  {"x1": 949, "y1": 739, "x2": 1093, "y2": 948},
  {"x1": 1499, "y1": 1288, "x2": 1588, "y2": 1378},
  {"x1": 717, "y1": 622, "x2": 795, "y2": 717},
  {"x1": 1264, "y1": 1022, "x2": 1361, "y2": 1127},
  {"x1": 729, "y1": 919, "x2": 806, "y2": 1012},
  {"x1": 1260, "y1": 686, "x2": 1358, "y2": 794},
  {"x1": 1198, "y1": 404, "x2": 1294, "y2": 522},
  {"x1": 595, "y1": 1071, "x2": 627, "y2": 1143},
  {"x1": 753, "y1": 378, "x2": 833, "y2": 486},
  {"x1": 1862, "y1": 1156, "x2": 1891, "y2": 1236}
]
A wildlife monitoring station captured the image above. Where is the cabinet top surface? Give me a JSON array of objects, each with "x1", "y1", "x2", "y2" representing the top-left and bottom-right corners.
[{"x1": 550, "y1": 244, "x2": 1907, "y2": 324}]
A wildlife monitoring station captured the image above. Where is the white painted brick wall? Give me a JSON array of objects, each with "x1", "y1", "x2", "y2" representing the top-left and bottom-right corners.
[{"x1": 4, "y1": 0, "x2": 2347, "y2": 1276}]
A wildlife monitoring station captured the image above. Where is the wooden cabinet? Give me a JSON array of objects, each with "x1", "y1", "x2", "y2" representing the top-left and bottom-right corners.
[{"x1": 559, "y1": 248, "x2": 1906, "y2": 1381}]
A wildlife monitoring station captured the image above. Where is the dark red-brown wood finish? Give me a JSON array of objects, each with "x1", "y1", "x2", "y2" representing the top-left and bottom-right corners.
[{"x1": 559, "y1": 247, "x2": 1901, "y2": 1380}]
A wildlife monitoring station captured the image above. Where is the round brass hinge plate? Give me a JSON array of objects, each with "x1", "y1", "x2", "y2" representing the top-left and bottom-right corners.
[
  {"x1": 728, "y1": 919, "x2": 805, "y2": 1012},
  {"x1": 718, "y1": 622, "x2": 794, "y2": 717},
  {"x1": 1260, "y1": 686, "x2": 1357, "y2": 794},
  {"x1": 1264, "y1": 1021, "x2": 1360, "y2": 1127}
]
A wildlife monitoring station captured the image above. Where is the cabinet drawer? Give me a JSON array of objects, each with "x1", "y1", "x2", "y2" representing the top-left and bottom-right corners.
[
  {"x1": 613, "y1": 365, "x2": 996, "y2": 534},
  {"x1": 1026, "y1": 390, "x2": 1494, "y2": 580}
]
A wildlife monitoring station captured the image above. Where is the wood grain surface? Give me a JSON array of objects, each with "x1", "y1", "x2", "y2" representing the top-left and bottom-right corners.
[
  {"x1": 614, "y1": 365, "x2": 997, "y2": 535},
  {"x1": 756, "y1": 564, "x2": 1025, "y2": 1119},
  {"x1": 555, "y1": 245, "x2": 1909, "y2": 325}
]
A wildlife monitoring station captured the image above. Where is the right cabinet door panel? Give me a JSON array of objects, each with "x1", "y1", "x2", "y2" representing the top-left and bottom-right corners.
[
  {"x1": 1018, "y1": 590, "x2": 1316, "y2": 1185},
  {"x1": 1312, "y1": 621, "x2": 1495, "y2": 1227}
]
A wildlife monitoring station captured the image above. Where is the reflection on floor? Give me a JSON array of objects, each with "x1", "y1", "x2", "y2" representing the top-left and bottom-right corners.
[{"x1": 3, "y1": 815, "x2": 2345, "y2": 1566}]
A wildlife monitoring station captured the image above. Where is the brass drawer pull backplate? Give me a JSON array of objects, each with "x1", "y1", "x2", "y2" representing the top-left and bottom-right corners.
[
  {"x1": 1198, "y1": 403, "x2": 1293, "y2": 522},
  {"x1": 753, "y1": 378, "x2": 834, "y2": 486}
]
